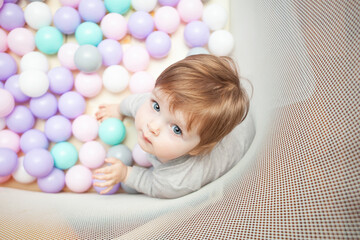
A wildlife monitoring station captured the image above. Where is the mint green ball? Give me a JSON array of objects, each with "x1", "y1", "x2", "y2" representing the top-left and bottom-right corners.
[
  {"x1": 75, "y1": 22, "x2": 103, "y2": 46},
  {"x1": 99, "y1": 118, "x2": 126, "y2": 145},
  {"x1": 104, "y1": 0, "x2": 131, "y2": 15},
  {"x1": 51, "y1": 142, "x2": 78, "y2": 170},
  {"x1": 35, "y1": 26, "x2": 64, "y2": 55}
]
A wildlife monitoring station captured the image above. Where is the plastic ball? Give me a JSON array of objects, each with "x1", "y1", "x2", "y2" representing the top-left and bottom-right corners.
[
  {"x1": 104, "y1": 0, "x2": 131, "y2": 15},
  {"x1": 102, "y1": 65, "x2": 129, "y2": 93},
  {"x1": 12, "y1": 156, "x2": 36, "y2": 184},
  {"x1": 154, "y1": 6, "x2": 180, "y2": 34},
  {"x1": 78, "y1": 0, "x2": 106, "y2": 23},
  {"x1": 35, "y1": 26, "x2": 64, "y2": 55},
  {"x1": 53, "y1": 6, "x2": 81, "y2": 35},
  {"x1": 58, "y1": 91, "x2": 86, "y2": 119},
  {"x1": 0, "y1": 118, "x2": 5, "y2": 130},
  {"x1": 202, "y1": 3, "x2": 228, "y2": 31},
  {"x1": 51, "y1": 142, "x2": 78, "y2": 170},
  {"x1": 100, "y1": 13, "x2": 127, "y2": 40},
  {"x1": 23, "y1": 148, "x2": 54, "y2": 178},
  {"x1": 184, "y1": 20, "x2": 209, "y2": 48},
  {"x1": 187, "y1": 47, "x2": 209, "y2": 56},
  {"x1": 75, "y1": 72, "x2": 102, "y2": 98},
  {"x1": 0, "y1": 148, "x2": 18, "y2": 177},
  {"x1": 24, "y1": 2, "x2": 52, "y2": 30},
  {"x1": 19, "y1": 70, "x2": 49, "y2": 97},
  {"x1": 0, "y1": 129, "x2": 20, "y2": 152},
  {"x1": 65, "y1": 165, "x2": 92, "y2": 193},
  {"x1": 128, "y1": 11, "x2": 154, "y2": 40},
  {"x1": 75, "y1": 21, "x2": 103, "y2": 46},
  {"x1": 129, "y1": 71, "x2": 155, "y2": 94},
  {"x1": 146, "y1": 31, "x2": 171, "y2": 59},
  {"x1": 208, "y1": 29, "x2": 234, "y2": 56},
  {"x1": 57, "y1": 42, "x2": 79, "y2": 70},
  {"x1": 20, "y1": 129, "x2": 49, "y2": 153},
  {"x1": 0, "y1": 28, "x2": 8, "y2": 52},
  {"x1": 20, "y1": 51, "x2": 49, "y2": 72},
  {"x1": 177, "y1": 0, "x2": 203, "y2": 23},
  {"x1": 74, "y1": 44, "x2": 102, "y2": 73},
  {"x1": 0, "y1": 175, "x2": 12, "y2": 184},
  {"x1": 7, "y1": 28, "x2": 35, "y2": 56},
  {"x1": 107, "y1": 144, "x2": 133, "y2": 166},
  {"x1": 131, "y1": 0, "x2": 157, "y2": 12},
  {"x1": 29, "y1": 92, "x2": 58, "y2": 119},
  {"x1": 97, "y1": 39, "x2": 123, "y2": 66},
  {"x1": 60, "y1": 0, "x2": 81, "y2": 8},
  {"x1": 98, "y1": 118, "x2": 126, "y2": 146},
  {"x1": 123, "y1": 45, "x2": 150, "y2": 72},
  {"x1": 0, "y1": 52, "x2": 17, "y2": 81},
  {"x1": 93, "y1": 177, "x2": 120, "y2": 195},
  {"x1": 6, "y1": 105, "x2": 35, "y2": 134},
  {"x1": 0, "y1": 88, "x2": 15, "y2": 117},
  {"x1": 4, "y1": 75, "x2": 29, "y2": 103},
  {"x1": 44, "y1": 115, "x2": 72, "y2": 142},
  {"x1": 48, "y1": 66, "x2": 74, "y2": 95},
  {"x1": 72, "y1": 114, "x2": 98, "y2": 142},
  {"x1": 121, "y1": 182, "x2": 138, "y2": 194},
  {"x1": 158, "y1": 0, "x2": 180, "y2": 6},
  {"x1": 79, "y1": 141, "x2": 105, "y2": 169},
  {"x1": 0, "y1": 3, "x2": 25, "y2": 31},
  {"x1": 132, "y1": 143, "x2": 152, "y2": 167},
  {"x1": 37, "y1": 168, "x2": 65, "y2": 193}
]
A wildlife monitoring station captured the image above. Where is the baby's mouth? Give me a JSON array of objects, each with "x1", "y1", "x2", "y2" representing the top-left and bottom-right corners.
[{"x1": 142, "y1": 132, "x2": 152, "y2": 144}]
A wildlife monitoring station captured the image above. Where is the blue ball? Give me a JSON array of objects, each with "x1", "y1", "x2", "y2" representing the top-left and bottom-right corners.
[
  {"x1": 35, "y1": 26, "x2": 64, "y2": 55},
  {"x1": 104, "y1": 0, "x2": 131, "y2": 15},
  {"x1": 75, "y1": 21, "x2": 103, "y2": 46},
  {"x1": 99, "y1": 118, "x2": 126, "y2": 145},
  {"x1": 51, "y1": 142, "x2": 78, "y2": 170}
]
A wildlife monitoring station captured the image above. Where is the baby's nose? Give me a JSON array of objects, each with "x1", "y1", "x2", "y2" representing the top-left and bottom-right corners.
[{"x1": 148, "y1": 120, "x2": 160, "y2": 136}]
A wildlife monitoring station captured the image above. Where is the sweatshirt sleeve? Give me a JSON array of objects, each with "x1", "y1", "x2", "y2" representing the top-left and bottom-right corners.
[{"x1": 119, "y1": 93, "x2": 151, "y2": 118}]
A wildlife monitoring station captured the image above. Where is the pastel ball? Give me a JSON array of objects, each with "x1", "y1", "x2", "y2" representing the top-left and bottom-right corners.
[
  {"x1": 20, "y1": 51, "x2": 49, "y2": 72},
  {"x1": 93, "y1": 178, "x2": 120, "y2": 195},
  {"x1": 104, "y1": 0, "x2": 131, "y2": 15},
  {"x1": 0, "y1": 52, "x2": 17, "y2": 81},
  {"x1": 99, "y1": 118, "x2": 126, "y2": 146},
  {"x1": 158, "y1": 0, "x2": 180, "y2": 6},
  {"x1": 0, "y1": 148, "x2": 18, "y2": 177},
  {"x1": 30, "y1": 92, "x2": 58, "y2": 119},
  {"x1": 107, "y1": 144, "x2": 133, "y2": 166},
  {"x1": 128, "y1": 11, "x2": 154, "y2": 40},
  {"x1": 184, "y1": 20, "x2": 209, "y2": 48},
  {"x1": 4, "y1": 75, "x2": 30, "y2": 103},
  {"x1": 60, "y1": 0, "x2": 81, "y2": 8},
  {"x1": 6, "y1": 105, "x2": 35, "y2": 134},
  {"x1": 19, "y1": 70, "x2": 49, "y2": 97},
  {"x1": 177, "y1": 0, "x2": 203, "y2": 23},
  {"x1": 0, "y1": 118, "x2": 5, "y2": 130},
  {"x1": 75, "y1": 72, "x2": 102, "y2": 98},
  {"x1": 97, "y1": 39, "x2": 123, "y2": 66},
  {"x1": 48, "y1": 66, "x2": 74, "y2": 95},
  {"x1": 12, "y1": 156, "x2": 36, "y2": 184},
  {"x1": 202, "y1": 3, "x2": 228, "y2": 31},
  {"x1": 20, "y1": 129, "x2": 49, "y2": 153},
  {"x1": 129, "y1": 71, "x2": 155, "y2": 94},
  {"x1": 58, "y1": 91, "x2": 86, "y2": 119},
  {"x1": 53, "y1": 6, "x2": 81, "y2": 35},
  {"x1": 24, "y1": 1, "x2": 52, "y2": 30},
  {"x1": 74, "y1": 44, "x2": 102, "y2": 73},
  {"x1": 123, "y1": 45, "x2": 149, "y2": 72},
  {"x1": 75, "y1": 21, "x2": 103, "y2": 46},
  {"x1": 187, "y1": 47, "x2": 209, "y2": 56},
  {"x1": 154, "y1": 6, "x2": 180, "y2": 34},
  {"x1": 0, "y1": 3, "x2": 25, "y2": 31},
  {"x1": 131, "y1": 0, "x2": 157, "y2": 12},
  {"x1": 0, "y1": 28, "x2": 8, "y2": 52},
  {"x1": 7, "y1": 28, "x2": 35, "y2": 56},
  {"x1": 78, "y1": 0, "x2": 106, "y2": 23},
  {"x1": 44, "y1": 115, "x2": 72, "y2": 142},
  {"x1": 100, "y1": 13, "x2": 127, "y2": 40},
  {"x1": 37, "y1": 168, "x2": 65, "y2": 193},
  {"x1": 0, "y1": 88, "x2": 15, "y2": 117},
  {"x1": 132, "y1": 143, "x2": 152, "y2": 167},
  {"x1": 23, "y1": 148, "x2": 54, "y2": 178},
  {"x1": 65, "y1": 165, "x2": 92, "y2": 193},
  {"x1": 79, "y1": 141, "x2": 106, "y2": 169},
  {"x1": 208, "y1": 30, "x2": 234, "y2": 56},
  {"x1": 72, "y1": 114, "x2": 99, "y2": 142},
  {"x1": 0, "y1": 129, "x2": 20, "y2": 152},
  {"x1": 57, "y1": 43, "x2": 79, "y2": 70},
  {"x1": 35, "y1": 26, "x2": 64, "y2": 55},
  {"x1": 102, "y1": 65, "x2": 129, "y2": 93},
  {"x1": 51, "y1": 142, "x2": 78, "y2": 170},
  {"x1": 146, "y1": 31, "x2": 171, "y2": 59}
]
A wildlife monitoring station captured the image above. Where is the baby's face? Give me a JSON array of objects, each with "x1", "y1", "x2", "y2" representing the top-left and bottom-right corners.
[{"x1": 135, "y1": 89, "x2": 200, "y2": 163}]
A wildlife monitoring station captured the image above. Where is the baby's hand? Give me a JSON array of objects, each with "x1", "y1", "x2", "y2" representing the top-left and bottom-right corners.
[{"x1": 95, "y1": 104, "x2": 123, "y2": 122}]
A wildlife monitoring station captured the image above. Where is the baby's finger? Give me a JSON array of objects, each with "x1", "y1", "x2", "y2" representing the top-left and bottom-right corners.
[
  {"x1": 94, "y1": 166, "x2": 111, "y2": 174},
  {"x1": 100, "y1": 186, "x2": 115, "y2": 195},
  {"x1": 105, "y1": 157, "x2": 119, "y2": 164},
  {"x1": 93, "y1": 173, "x2": 112, "y2": 181}
]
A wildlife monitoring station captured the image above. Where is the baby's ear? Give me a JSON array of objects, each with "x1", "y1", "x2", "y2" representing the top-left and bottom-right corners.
[{"x1": 188, "y1": 142, "x2": 217, "y2": 156}]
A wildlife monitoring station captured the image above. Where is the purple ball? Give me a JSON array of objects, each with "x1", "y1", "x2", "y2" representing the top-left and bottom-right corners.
[
  {"x1": 48, "y1": 66, "x2": 74, "y2": 95},
  {"x1": 0, "y1": 3, "x2": 25, "y2": 31},
  {"x1": 184, "y1": 21, "x2": 210, "y2": 48},
  {"x1": 78, "y1": 0, "x2": 106, "y2": 23},
  {"x1": 93, "y1": 178, "x2": 120, "y2": 195},
  {"x1": 20, "y1": 129, "x2": 49, "y2": 153},
  {"x1": 37, "y1": 168, "x2": 65, "y2": 193},
  {"x1": 4, "y1": 75, "x2": 30, "y2": 103},
  {"x1": 97, "y1": 39, "x2": 123, "y2": 66},
  {"x1": 53, "y1": 6, "x2": 81, "y2": 35},
  {"x1": 44, "y1": 115, "x2": 72, "y2": 142},
  {"x1": 0, "y1": 148, "x2": 18, "y2": 177},
  {"x1": 0, "y1": 52, "x2": 17, "y2": 81},
  {"x1": 146, "y1": 31, "x2": 171, "y2": 59},
  {"x1": 30, "y1": 92, "x2": 58, "y2": 119},
  {"x1": 23, "y1": 148, "x2": 54, "y2": 178},
  {"x1": 158, "y1": 0, "x2": 180, "y2": 6},
  {"x1": 128, "y1": 11, "x2": 154, "y2": 40},
  {"x1": 58, "y1": 91, "x2": 86, "y2": 119},
  {"x1": 6, "y1": 105, "x2": 35, "y2": 134}
]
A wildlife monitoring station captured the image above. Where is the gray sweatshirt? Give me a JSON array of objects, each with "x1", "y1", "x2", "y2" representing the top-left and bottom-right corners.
[{"x1": 120, "y1": 93, "x2": 255, "y2": 199}]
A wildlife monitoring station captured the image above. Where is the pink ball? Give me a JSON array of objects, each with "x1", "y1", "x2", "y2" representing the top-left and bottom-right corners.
[
  {"x1": 72, "y1": 114, "x2": 99, "y2": 142},
  {"x1": 100, "y1": 13, "x2": 127, "y2": 40},
  {"x1": 7, "y1": 28, "x2": 35, "y2": 56},
  {"x1": 79, "y1": 141, "x2": 106, "y2": 169},
  {"x1": 177, "y1": 0, "x2": 203, "y2": 23},
  {"x1": 75, "y1": 72, "x2": 102, "y2": 98},
  {"x1": 129, "y1": 71, "x2": 155, "y2": 94},
  {"x1": 65, "y1": 164, "x2": 93, "y2": 193},
  {"x1": 154, "y1": 6, "x2": 180, "y2": 34},
  {"x1": 57, "y1": 42, "x2": 79, "y2": 70},
  {"x1": 0, "y1": 28, "x2": 8, "y2": 52},
  {"x1": 60, "y1": 0, "x2": 81, "y2": 8},
  {"x1": 0, "y1": 88, "x2": 15, "y2": 118},
  {"x1": 0, "y1": 175, "x2": 11, "y2": 183},
  {"x1": 132, "y1": 143, "x2": 152, "y2": 167},
  {"x1": 0, "y1": 129, "x2": 20, "y2": 153},
  {"x1": 123, "y1": 45, "x2": 150, "y2": 72}
]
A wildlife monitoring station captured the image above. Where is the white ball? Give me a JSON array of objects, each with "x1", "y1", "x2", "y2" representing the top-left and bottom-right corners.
[
  {"x1": 208, "y1": 30, "x2": 234, "y2": 56},
  {"x1": 202, "y1": 3, "x2": 228, "y2": 31},
  {"x1": 20, "y1": 51, "x2": 49, "y2": 72},
  {"x1": 12, "y1": 156, "x2": 36, "y2": 184},
  {"x1": 19, "y1": 70, "x2": 49, "y2": 97},
  {"x1": 131, "y1": 0, "x2": 157, "y2": 12},
  {"x1": 24, "y1": 2, "x2": 52, "y2": 30},
  {"x1": 102, "y1": 65, "x2": 129, "y2": 93}
]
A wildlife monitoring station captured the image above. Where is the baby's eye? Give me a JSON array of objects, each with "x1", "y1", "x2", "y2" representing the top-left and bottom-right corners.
[
  {"x1": 152, "y1": 101, "x2": 160, "y2": 112},
  {"x1": 172, "y1": 125, "x2": 182, "y2": 135}
]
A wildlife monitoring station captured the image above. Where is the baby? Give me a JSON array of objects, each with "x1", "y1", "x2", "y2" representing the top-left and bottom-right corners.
[{"x1": 93, "y1": 54, "x2": 255, "y2": 198}]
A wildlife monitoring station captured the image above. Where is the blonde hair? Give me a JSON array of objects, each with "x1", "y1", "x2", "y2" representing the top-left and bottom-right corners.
[{"x1": 155, "y1": 54, "x2": 249, "y2": 155}]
